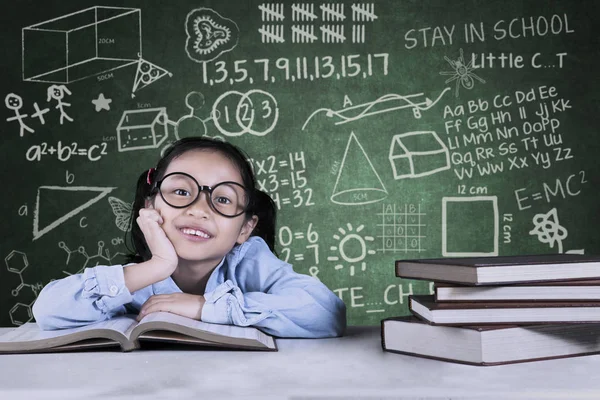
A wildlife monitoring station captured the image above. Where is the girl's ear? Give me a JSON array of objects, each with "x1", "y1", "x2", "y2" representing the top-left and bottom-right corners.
[{"x1": 237, "y1": 215, "x2": 258, "y2": 244}]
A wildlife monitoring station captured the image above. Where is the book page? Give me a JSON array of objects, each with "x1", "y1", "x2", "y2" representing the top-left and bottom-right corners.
[
  {"x1": 0, "y1": 315, "x2": 137, "y2": 344},
  {"x1": 138, "y1": 312, "x2": 272, "y2": 343}
]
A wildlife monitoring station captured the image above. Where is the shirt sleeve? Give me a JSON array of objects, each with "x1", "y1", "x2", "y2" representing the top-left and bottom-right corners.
[
  {"x1": 200, "y1": 250, "x2": 347, "y2": 338},
  {"x1": 32, "y1": 265, "x2": 140, "y2": 330}
]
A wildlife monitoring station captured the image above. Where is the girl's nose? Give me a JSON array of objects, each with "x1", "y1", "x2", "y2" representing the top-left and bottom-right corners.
[{"x1": 186, "y1": 191, "x2": 212, "y2": 217}]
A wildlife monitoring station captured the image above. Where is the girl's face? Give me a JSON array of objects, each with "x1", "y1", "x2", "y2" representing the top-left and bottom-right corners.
[{"x1": 150, "y1": 149, "x2": 257, "y2": 268}]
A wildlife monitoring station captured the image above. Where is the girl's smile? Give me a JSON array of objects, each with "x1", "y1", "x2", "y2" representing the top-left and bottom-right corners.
[{"x1": 179, "y1": 226, "x2": 213, "y2": 240}]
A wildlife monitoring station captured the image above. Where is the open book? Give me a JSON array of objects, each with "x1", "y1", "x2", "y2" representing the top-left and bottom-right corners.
[{"x1": 0, "y1": 312, "x2": 277, "y2": 354}]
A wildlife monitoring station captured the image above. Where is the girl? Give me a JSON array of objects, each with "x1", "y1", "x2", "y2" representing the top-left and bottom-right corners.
[{"x1": 33, "y1": 137, "x2": 346, "y2": 338}]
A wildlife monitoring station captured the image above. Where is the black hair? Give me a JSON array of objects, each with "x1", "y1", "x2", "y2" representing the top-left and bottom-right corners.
[{"x1": 124, "y1": 137, "x2": 277, "y2": 263}]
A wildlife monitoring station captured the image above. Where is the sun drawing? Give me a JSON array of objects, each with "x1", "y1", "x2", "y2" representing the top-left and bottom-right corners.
[{"x1": 327, "y1": 223, "x2": 376, "y2": 276}]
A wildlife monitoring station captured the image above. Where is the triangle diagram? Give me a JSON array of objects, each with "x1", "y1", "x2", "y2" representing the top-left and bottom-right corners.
[
  {"x1": 132, "y1": 58, "x2": 172, "y2": 97},
  {"x1": 331, "y1": 132, "x2": 387, "y2": 205},
  {"x1": 33, "y1": 186, "x2": 115, "y2": 240}
]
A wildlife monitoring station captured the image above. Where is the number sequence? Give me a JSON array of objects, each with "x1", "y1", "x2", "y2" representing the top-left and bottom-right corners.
[{"x1": 201, "y1": 53, "x2": 389, "y2": 86}]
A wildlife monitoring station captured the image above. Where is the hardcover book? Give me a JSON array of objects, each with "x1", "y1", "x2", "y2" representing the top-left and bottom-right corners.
[
  {"x1": 409, "y1": 295, "x2": 600, "y2": 325},
  {"x1": 381, "y1": 316, "x2": 600, "y2": 366},
  {"x1": 396, "y1": 254, "x2": 600, "y2": 285},
  {"x1": 0, "y1": 312, "x2": 277, "y2": 354},
  {"x1": 434, "y1": 279, "x2": 600, "y2": 302}
]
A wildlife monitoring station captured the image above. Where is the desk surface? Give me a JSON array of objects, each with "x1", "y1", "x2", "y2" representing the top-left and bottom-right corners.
[{"x1": 0, "y1": 326, "x2": 597, "y2": 400}]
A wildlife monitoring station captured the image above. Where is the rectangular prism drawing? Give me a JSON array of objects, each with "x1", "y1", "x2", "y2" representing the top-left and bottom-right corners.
[
  {"x1": 117, "y1": 108, "x2": 168, "y2": 152},
  {"x1": 442, "y1": 196, "x2": 498, "y2": 257},
  {"x1": 389, "y1": 131, "x2": 450, "y2": 180},
  {"x1": 22, "y1": 6, "x2": 141, "y2": 83}
]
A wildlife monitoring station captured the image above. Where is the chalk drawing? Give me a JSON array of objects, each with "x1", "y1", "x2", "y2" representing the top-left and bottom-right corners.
[
  {"x1": 33, "y1": 185, "x2": 116, "y2": 240},
  {"x1": 22, "y1": 6, "x2": 171, "y2": 97},
  {"x1": 331, "y1": 132, "x2": 387, "y2": 205},
  {"x1": 185, "y1": 8, "x2": 239, "y2": 63}
]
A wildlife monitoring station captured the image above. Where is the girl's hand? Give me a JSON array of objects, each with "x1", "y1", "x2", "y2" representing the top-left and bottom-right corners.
[
  {"x1": 136, "y1": 208, "x2": 178, "y2": 274},
  {"x1": 136, "y1": 293, "x2": 206, "y2": 321}
]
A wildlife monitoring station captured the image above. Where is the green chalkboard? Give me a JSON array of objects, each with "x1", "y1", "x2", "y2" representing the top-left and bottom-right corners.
[{"x1": 1, "y1": 0, "x2": 599, "y2": 327}]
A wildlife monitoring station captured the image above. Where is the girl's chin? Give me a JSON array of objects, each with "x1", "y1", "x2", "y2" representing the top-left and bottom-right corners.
[{"x1": 174, "y1": 246, "x2": 222, "y2": 263}]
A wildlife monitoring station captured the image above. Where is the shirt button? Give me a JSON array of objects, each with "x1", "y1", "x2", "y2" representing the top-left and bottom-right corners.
[{"x1": 109, "y1": 285, "x2": 119, "y2": 295}]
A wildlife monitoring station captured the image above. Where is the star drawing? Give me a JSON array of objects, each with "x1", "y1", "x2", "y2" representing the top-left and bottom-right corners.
[{"x1": 92, "y1": 93, "x2": 112, "y2": 112}]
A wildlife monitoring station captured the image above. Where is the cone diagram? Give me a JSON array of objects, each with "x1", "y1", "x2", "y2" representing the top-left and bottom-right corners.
[{"x1": 331, "y1": 132, "x2": 387, "y2": 205}]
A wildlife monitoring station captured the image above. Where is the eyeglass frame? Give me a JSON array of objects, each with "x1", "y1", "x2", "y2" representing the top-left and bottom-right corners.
[{"x1": 150, "y1": 172, "x2": 250, "y2": 218}]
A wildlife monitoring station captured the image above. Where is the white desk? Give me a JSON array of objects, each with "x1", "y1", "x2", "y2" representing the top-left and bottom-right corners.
[{"x1": 0, "y1": 326, "x2": 598, "y2": 400}]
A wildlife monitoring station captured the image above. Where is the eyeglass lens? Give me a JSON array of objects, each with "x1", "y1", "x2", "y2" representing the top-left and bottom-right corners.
[{"x1": 159, "y1": 173, "x2": 248, "y2": 216}]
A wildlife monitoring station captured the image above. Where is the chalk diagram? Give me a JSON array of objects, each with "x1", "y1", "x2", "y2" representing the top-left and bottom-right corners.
[
  {"x1": 212, "y1": 90, "x2": 279, "y2": 137},
  {"x1": 174, "y1": 91, "x2": 211, "y2": 139},
  {"x1": 259, "y1": 3, "x2": 378, "y2": 44},
  {"x1": 33, "y1": 185, "x2": 116, "y2": 240},
  {"x1": 91, "y1": 93, "x2": 112, "y2": 112},
  {"x1": 377, "y1": 203, "x2": 426, "y2": 253},
  {"x1": 389, "y1": 131, "x2": 450, "y2": 180},
  {"x1": 529, "y1": 208, "x2": 584, "y2": 254},
  {"x1": 115, "y1": 91, "x2": 223, "y2": 153},
  {"x1": 5, "y1": 250, "x2": 43, "y2": 326},
  {"x1": 132, "y1": 59, "x2": 171, "y2": 97},
  {"x1": 185, "y1": 8, "x2": 239, "y2": 63},
  {"x1": 442, "y1": 196, "x2": 499, "y2": 257},
  {"x1": 302, "y1": 88, "x2": 450, "y2": 130},
  {"x1": 47, "y1": 84, "x2": 73, "y2": 124},
  {"x1": 440, "y1": 48, "x2": 485, "y2": 98},
  {"x1": 5, "y1": 93, "x2": 41, "y2": 137},
  {"x1": 60, "y1": 240, "x2": 126, "y2": 276},
  {"x1": 108, "y1": 196, "x2": 132, "y2": 232},
  {"x1": 116, "y1": 107, "x2": 169, "y2": 152},
  {"x1": 22, "y1": 6, "x2": 172, "y2": 97},
  {"x1": 331, "y1": 132, "x2": 387, "y2": 205},
  {"x1": 4, "y1": 87, "x2": 87, "y2": 136},
  {"x1": 327, "y1": 223, "x2": 376, "y2": 276}
]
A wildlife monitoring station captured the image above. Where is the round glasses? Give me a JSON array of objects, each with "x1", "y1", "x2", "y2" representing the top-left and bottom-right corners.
[{"x1": 153, "y1": 172, "x2": 250, "y2": 217}]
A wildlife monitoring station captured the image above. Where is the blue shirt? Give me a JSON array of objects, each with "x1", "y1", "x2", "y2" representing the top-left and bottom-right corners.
[{"x1": 32, "y1": 237, "x2": 346, "y2": 338}]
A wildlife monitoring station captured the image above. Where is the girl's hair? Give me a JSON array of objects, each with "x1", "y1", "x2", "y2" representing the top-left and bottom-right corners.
[{"x1": 124, "y1": 137, "x2": 277, "y2": 263}]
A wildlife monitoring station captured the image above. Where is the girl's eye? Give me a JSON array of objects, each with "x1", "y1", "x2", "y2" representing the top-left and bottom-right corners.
[
  {"x1": 174, "y1": 189, "x2": 191, "y2": 196},
  {"x1": 214, "y1": 196, "x2": 231, "y2": 205}
]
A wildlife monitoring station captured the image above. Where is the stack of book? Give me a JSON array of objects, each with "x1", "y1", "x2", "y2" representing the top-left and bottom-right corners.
[{"x1": 381, "y1": 254, "x2": 600, "y2": 366}]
